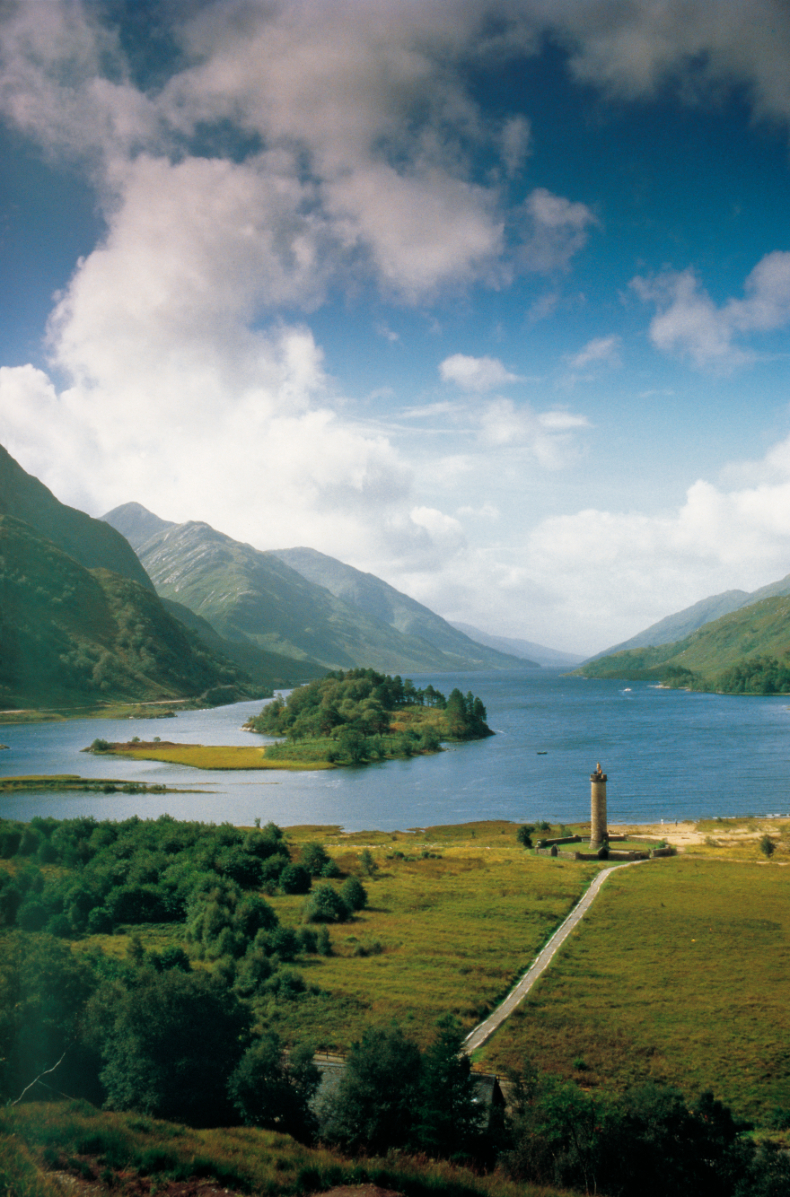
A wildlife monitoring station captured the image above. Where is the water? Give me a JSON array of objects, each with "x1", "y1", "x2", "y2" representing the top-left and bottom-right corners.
[{"x1": 1, "y1": 670, "x2": 789, "y2": 830}]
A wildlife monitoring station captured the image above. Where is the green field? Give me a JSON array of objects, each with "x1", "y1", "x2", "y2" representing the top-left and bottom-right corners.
[
  {"x1": 477, "y1": 853, "x2": 790, "y2": 1122},
  {"x1": 241, "y1": 823, "x2": 600, "y2": 1049}
]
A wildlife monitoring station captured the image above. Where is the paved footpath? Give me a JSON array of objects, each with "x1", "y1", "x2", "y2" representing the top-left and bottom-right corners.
[{"x1": 463, "y1": 859, "x2": 648, "y2": 1056}]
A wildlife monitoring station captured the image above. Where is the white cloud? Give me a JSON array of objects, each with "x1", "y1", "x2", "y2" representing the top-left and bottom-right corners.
[
  {"x1": 440, "y1": 353, "x2": 521, "y2": 392},
  {"x1": 518, "y1": 188, "x2": 598, "y2": 273},
  {"x1": 633, "y1": 252, "x2": 790, "y2": 370},
  {"x1": 555, "y1": 0, "x2": 790, "y2": 124},
  {"x1": 477, "y1": 398, "x2": 589, "y2": 467},
  {"x1": 567, "y1": 334, "x2": 622, "y2": 369}
]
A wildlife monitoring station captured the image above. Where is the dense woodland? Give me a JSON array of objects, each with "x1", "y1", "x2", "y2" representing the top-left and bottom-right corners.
[{"x1": 247, "y1": 668, "x2": 492, "y2": 763}]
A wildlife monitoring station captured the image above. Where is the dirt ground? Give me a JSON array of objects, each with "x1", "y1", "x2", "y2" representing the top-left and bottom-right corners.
[{"x1": 611, "y1": 816, "x2": 790, "y2": 851}]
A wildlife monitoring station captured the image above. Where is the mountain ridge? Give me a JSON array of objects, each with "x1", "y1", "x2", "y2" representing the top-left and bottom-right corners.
[
  {"x1": 103, "y1": 504, "x2": 531, "y2": 675},
  {"x1": 0, "y1": 447, "x2": 153, "y2": 592},
  {"x1": 0, "y1": 514, "x2": 255, "y2": 709}
]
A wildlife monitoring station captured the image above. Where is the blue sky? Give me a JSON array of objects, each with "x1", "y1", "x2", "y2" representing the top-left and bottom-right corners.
[{"x1": 2, "y1": 0, "x2": 790, "y2": 654}]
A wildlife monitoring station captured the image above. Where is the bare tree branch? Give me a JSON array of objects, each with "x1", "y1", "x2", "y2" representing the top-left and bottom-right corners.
[{"x1": 11, "y1": 1051, "x2": 67, "y2": 1106}]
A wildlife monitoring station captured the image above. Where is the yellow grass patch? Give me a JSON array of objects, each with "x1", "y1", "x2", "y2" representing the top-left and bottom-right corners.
[{"x1": 107, "y1": 742, "x2": 334, "y2": 770}]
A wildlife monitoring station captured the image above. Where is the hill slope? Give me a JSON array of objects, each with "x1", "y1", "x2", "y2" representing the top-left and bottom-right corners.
[
  {"x1": 0, "y1": 447, "x2": 153, "y2": 591},
  {"x1": 577, "y1": 594, "x2": 790, "y2": 691},
  {"x1": 127, "y1": 520, "x2": 506, "y2": 674},
  {"x1": 0, "y1": 515, "x2": 255, "y2": 709},
  {"x1": 271, "y1": 546, "x2": 526, "y2": 670},
  {"x1": 590, "y1": 572, "x2": 790, "y2": 661}
]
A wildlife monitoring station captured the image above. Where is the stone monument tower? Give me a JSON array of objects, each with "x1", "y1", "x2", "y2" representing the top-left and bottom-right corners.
[{"x1": 590, "y1": 762, "x2": 608, "y2": 849}]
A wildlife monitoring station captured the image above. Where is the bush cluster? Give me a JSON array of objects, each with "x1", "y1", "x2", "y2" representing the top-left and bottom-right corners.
[
  {"x1": 0, "y1": 815, "x2": 316, "y2": 937},
  {"x1": 246, "y1": 668, "x2": 491, "y2": 763}
]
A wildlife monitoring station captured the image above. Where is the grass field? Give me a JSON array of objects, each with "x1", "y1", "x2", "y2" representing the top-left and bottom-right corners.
[
  {"x1": 227, "y1": 822, "x2": 602, "y2": 1051},
  {"x1": 0, "y1": 1101, "x2": 568, "y2": 1197},
  {"x1": 101, "y1": 742, "x2": 334, "y2": 770},
  {"x1": 477, "y1": 852, "x2": 790, "y2": 1122}
]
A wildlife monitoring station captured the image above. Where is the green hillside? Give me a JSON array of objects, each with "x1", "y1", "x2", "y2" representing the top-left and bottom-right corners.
[
  {"x1": 127, "y1": 518, "x2": 510, "y2": 674},
  {"x1": 272, "y1": 546, "x2": 527, "y2": 669},
  {"x1": 0, "y1": 446, "x2": 153, "y2": 591},
  {"x1": 0, "y1": 515, "x2": 255, "y2": 710},
  {"x1": 160, "y1": 597, "x2": 325, "y2": 690},
  {"x1": 578, "y1": 594, "x2": 790, "y2": 692}
]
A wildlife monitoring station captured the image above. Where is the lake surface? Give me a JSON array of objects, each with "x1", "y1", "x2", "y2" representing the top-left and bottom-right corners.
[{"x1": 1, "y1": 670, "x2": 789, "y2": 830}]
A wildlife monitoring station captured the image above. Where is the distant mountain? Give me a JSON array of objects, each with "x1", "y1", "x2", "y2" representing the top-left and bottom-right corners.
[
  {"x1": 0, "y1": 446, "x2": 153, "y2": 591},
  {"x1": 103, "y1": 501, "x2": 175, "y2": 550},
  {"x1": 588, "y1": 574, "x2": 790, "y2": 662},
  {"x1": 577, "y1": 593, "x2": 790, "y2": 689},
  {"x1": 271, "y1": 546, "x2": 525, "y2": 671},
  {"x1": 105, "y1": 508, "x2": 525, "y2": 674},
  {"x1": 0, "y1": 515, "x2": 255, "y2": 709},
  {"x1": 450, "y1": 622, "x2": 584, "y2": 667}
]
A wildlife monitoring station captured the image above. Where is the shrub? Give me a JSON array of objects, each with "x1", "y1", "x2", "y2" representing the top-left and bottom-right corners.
[
  {"x1": 760, "y1": 834, "x2": 776, "y2": 858},
  {"x1": 280, "y1": 863, "x2": 311, "y2": 894},
  {"x1": 86, "y1": 907, "x2": 114, "y2": 934},
  {"x1": 340, "y1": 877, "x2": 368, "y2": 912},
  {"x1": 301, "y1": 842, "x2": 330, "y2": 876},
  {"x1": 304, "y1": 884, "x2": 349, "y2": 924},
  {"x1": 359, "y1": 848, "x2": 377, "y2": 876}
]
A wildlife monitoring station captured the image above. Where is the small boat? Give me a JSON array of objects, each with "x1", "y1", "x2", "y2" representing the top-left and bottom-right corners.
[{"x1": 536, "y1": 750, "x2": 547, "y2": 755}]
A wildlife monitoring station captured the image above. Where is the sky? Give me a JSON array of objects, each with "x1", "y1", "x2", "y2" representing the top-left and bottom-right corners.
[{"x1": 2, "y1": 1, "x2": 790, "y2": 655}]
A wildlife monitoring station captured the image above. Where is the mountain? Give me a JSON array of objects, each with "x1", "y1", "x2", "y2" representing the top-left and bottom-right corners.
[
  {"x1": 271, "y1": 546, "x2": 526, "y2": 670},
  {"x1": 577, "y1": 593, "x2": 790, "y2": 689},
  {"x1": 159, "y1": 596, "x2": 325, "y2": 689},
  {"x1": 102, "y1": 501, "x2": 175, "y2": 550},
  {"x1": 588, "y1": 573, "x2": 790, "y2": 662},
  {"x1": 0, "y1": 515, "x2": 255, "y2": 709},
  {"x1": 104, "y1": 509, "x2": 525, "y2": 674},
  {"x1": 0, "y1": 446, "x2": 153, "y2": 592},
  {"x1": 449, "y1": 622, "x2": 584, "y2": 667}
]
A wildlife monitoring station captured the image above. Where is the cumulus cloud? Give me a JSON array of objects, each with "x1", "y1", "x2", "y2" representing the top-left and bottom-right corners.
[
  {"x1": 440, "y1": 353, "x2": 522, "y2": 392},
  {"x1": 555, "y1": 0, "x2": 790, "y2": 123},
  {"x1": 524, "y1": 451, "x2": 790, "y2": 648},
  {"x1": 633, "y1": 252, "x2": 790, "y2": 370}
]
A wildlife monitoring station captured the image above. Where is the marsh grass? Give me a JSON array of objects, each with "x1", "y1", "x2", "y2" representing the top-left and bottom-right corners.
[
  {"x1": 0, "y1": 775, "x2": 172, "y2": 793},
  {"x1": 106, "y1": 743, "x2": 333, "y2": 771},
  {"x1": 249, "y1": 823, "x2": 600, "y2": 1050},
  {"x1": 1, "y1": 1102, "x2": 567, "y2": 1197},
  {"x1": 478, "y1": 854, "x2": 790, "y2": 1121}
]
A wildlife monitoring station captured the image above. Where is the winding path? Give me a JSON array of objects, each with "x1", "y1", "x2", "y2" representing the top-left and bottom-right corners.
[{"x1": 463, "y1": 859, "x2": 648, "y2": 1056}]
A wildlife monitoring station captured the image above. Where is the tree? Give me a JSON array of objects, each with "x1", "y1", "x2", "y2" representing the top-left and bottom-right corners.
[
  {"x1": 517, "y1": 825, "x2": 534, "y2": 849},
  {"x1": 322, "y1": 1024, "x2": 422, "y2": 1153},
  {"x1": 280, "y1": 863, "x2": 311, "y2": 894},
  {"x1": 340, "y1": 876, "x2": 368, "y2": 912},
  {"x1": 94, "y1": 967, "x2": 251, "y2": 1125},
  {"x1": 760, "y1": 834, "x2": 775, "y2": 858},
  {"x1": 303, "y1": 883, "x2": 349, "y2": 923},
  {"x1": 301, "y1": 841, "x2": 330, "y2": 876},
  {"x1": 228, "y1": 1031, "x2": 320, "y2": 1140},
  {"x1": 359, "y1": 848, "x2": 377, "y2": 876},
  {"x1": 415, "y1": 1015, "x2": 483, "y2": 1158},
  {"x1": 0, "y1": 932, "x2": 99, "y2": 1104}
]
